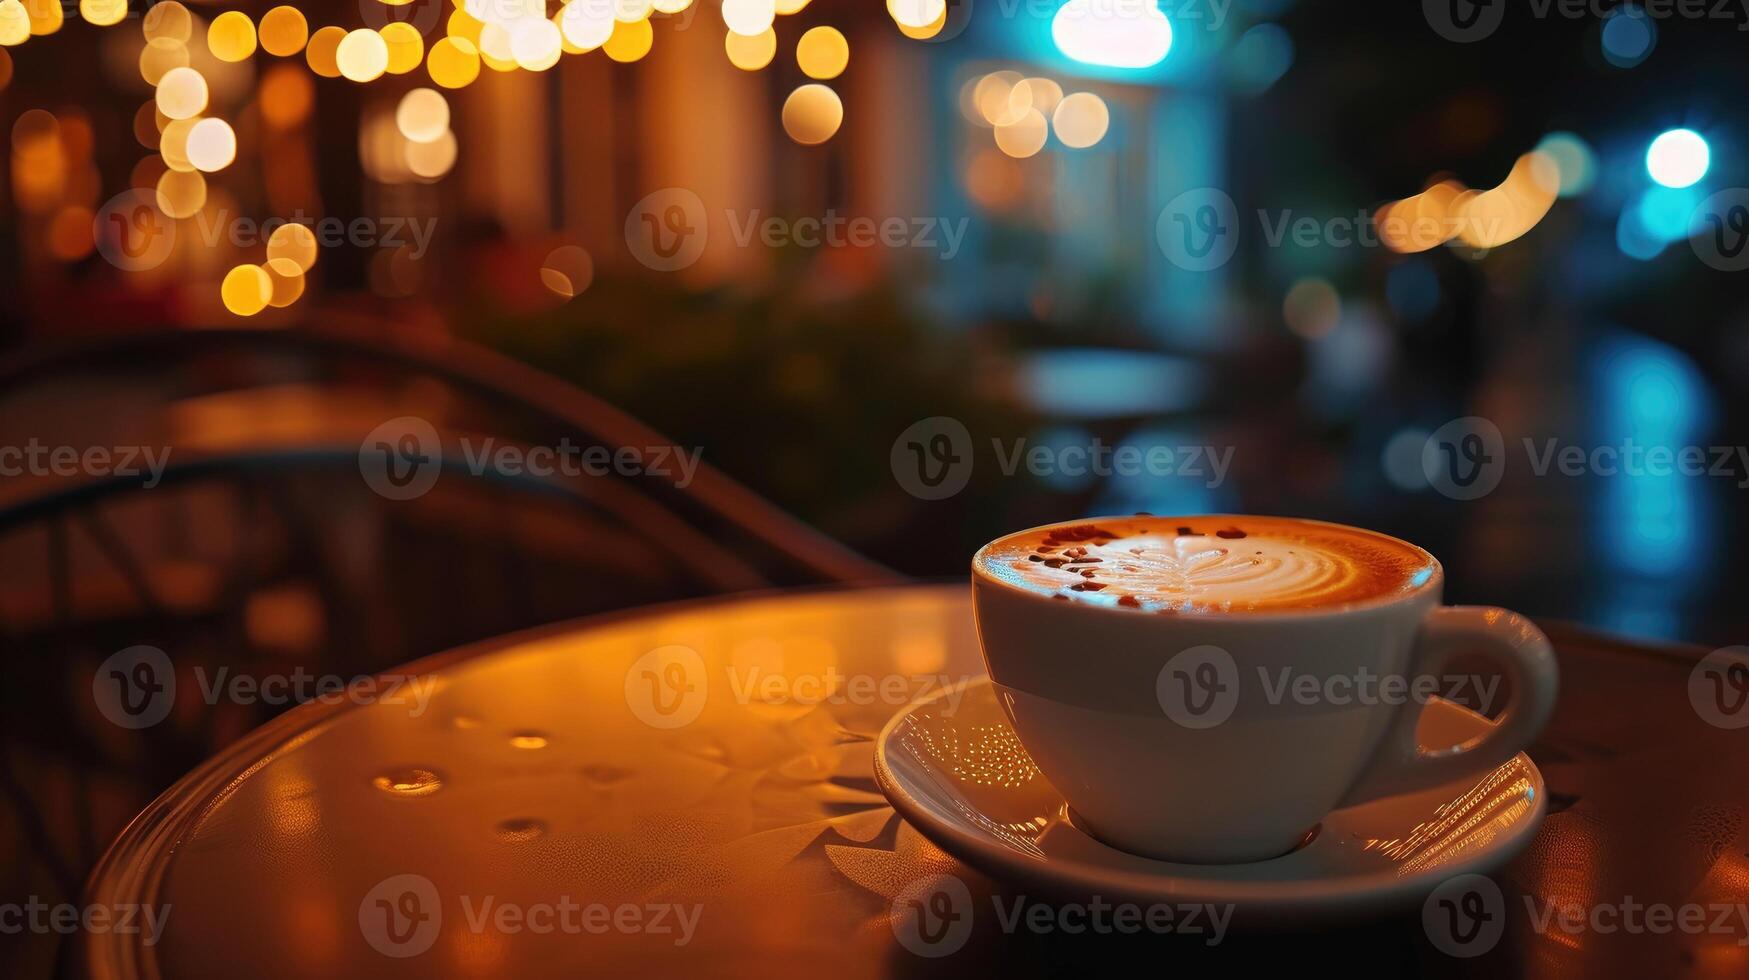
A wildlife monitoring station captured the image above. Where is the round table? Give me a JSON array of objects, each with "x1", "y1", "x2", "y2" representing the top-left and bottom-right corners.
[{"x1": 79, "y1": 586, "x2": 1749, "y2": 979}]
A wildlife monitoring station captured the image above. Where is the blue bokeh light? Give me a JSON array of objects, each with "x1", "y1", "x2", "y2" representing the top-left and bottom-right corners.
[{"x1": 1601, "y1": 6, "x2": 1656, "y2": 68}]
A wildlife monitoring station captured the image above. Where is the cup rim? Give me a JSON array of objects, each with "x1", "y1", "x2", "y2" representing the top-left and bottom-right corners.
[{"x1": 970, "y1": 513, "x2": 1445, "y2": 621}]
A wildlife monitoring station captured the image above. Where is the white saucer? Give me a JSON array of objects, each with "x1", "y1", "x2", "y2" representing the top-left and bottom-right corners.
[{"x1": 874, "y1": 678, "x2": 1546, "y2": 920}]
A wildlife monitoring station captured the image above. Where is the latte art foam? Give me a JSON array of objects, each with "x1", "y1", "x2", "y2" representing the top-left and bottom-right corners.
[{"x1": 976, "y1": 516, "x2": 1437, "y2": 613}]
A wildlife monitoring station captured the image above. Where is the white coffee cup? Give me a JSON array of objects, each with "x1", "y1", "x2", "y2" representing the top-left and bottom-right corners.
[{"x1": 971, "y1": 515, "x2": 1558, "y2": 864}]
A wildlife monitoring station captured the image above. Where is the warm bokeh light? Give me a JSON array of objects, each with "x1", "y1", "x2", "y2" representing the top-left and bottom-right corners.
[
  {"x1": 427, "y1": 37, "x2": 480, "y2": 88},
  {"x1": 78, "y1": 0, "x2": 126, "y2": 28},
  {"x1": 186, "y1": 117, "x2": 236, "y2": 172},
  {"x1": 964, "y1": 146, "x2": 1023, "y2": 211},
  {"x1": 259, "y1": 63, "x2": 312, "y2": 127},
  {"x1": 405, "y1": 129, "x2": 457, "y2": 179},
  {"x1": 796, "y1": 26, "x2": 847, "y2": 80},
  {"x1": 153, "y1": 167, "x2": 206, "y2": 218},
  {"x1": 615, "y1": 0, "x2": 656, "y2": 20},
  {"x1": 305, "y1": 26, "x2": 345, "y2": 78},
  {"x1": 396, "y1": 88, "x2": 450, "y2": 143},
  {"x1": 975, "y1": 71, "x2": 1027, "y2": 127},
  {"x1": 158, "y1": 116, "x2": 197, "y2": 171},
  {"x1": 263, "y1": 257, "x2": 305, "y2": 307},
  {"x1": 207, "y1": 11, "x2": 257, "y2": 63},
  {"x1": 560, "y1": 0, "x2": 615, "y2": 51},
  {"x1": 140, "y1": 37, "x2": 189, "y2": 86},
  {"x1": 155, "y1": 66, "x2": 208, "y2": 120},
  {"x1": 887, "y1": 0, "x2": 945, "y2": 30},
  {"x1": 337, "y1": 28, "x2": 390, "y2": 82},
  {"x1": 0, "y1": 1, "x2": 27, "y2": 46},
  {"x1": 449, "y1": 8, "x2": 484, "y2": 45},
  {"x1": 258, "y1": 6, "x2": 307, "y2": 57},
  {"x1": 601, "y1": 16, "x2": 652, "y2": 61},
  {"x1": 781, "y1": 83, "x2": 842, "y2": 145},
  {"x1": 27, "y1": 0, "x2": 62, "y2": 37},
  {"x1": 382, "y1": 22, "x2": 424, "y2": 74},
  {"x1": 540, "y1": 244, "x2": 594, "y2": 298},
  {"x1": 510, "y1": 18, "x2": 562, "y2": 71},
  {"x1": 142, "y1": 0, "x2": 191, "y2": 43},
  {"x1": 1454, "y1": 151, "x2": 1560, "y2": 249},
  {"x1": 1052, "y1": 91, "x2": 1108, "y2": 149},
  {"x1": 995, "y1": 108, "x2": 1048, "y2": 158},
  {"x1": 895, "y1": 4, "x2": 946, "y2": 39},
  {"x1": 1016, "y1": 77, "x2": 1063, "y2": 115},
  {"x1": 1376, "y1": 179, "x2": 1464, "y2": 253},
  {"x1": 221, "y1": 264, "x2": 273, "y2": 316},
  {"x1": 266, "y1": 222, "x2": 318, "y2": 272},
  {"x1": 721, "y1": 0, "x2": 775, "y2": 37},
  {"x1": 724, "y1": 27, "x2": 775, "y2": 70}
]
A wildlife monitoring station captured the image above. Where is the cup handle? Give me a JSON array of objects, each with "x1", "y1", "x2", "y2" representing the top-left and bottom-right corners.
[{"x1": 1340, "y1": 606, "x2": 1558, "y2": 807}]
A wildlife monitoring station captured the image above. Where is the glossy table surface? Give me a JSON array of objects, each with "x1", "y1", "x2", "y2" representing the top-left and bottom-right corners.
[{"x1": 80, "y1": 585, "x2": 1748, "y2": 979}]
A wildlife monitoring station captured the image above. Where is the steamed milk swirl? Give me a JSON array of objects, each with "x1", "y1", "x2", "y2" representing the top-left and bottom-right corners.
[{"x1": 976, "y1": 516, "x2": 1436, "y2": 613}]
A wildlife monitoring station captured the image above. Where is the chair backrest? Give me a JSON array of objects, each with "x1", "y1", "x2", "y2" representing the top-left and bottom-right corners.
[{"x1": 0, "y1": 322, "x2": 897, "y2": 947}]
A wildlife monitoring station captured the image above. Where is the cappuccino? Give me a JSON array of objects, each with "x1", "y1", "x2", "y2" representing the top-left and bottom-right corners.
[{"x1": 974, "y1": 515, "x2": 1435, "y2": 614}]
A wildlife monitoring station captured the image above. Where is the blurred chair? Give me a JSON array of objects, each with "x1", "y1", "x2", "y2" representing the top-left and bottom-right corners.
[{"x1": 0, "y1": 321, "x2": 896, "y2": 953}]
